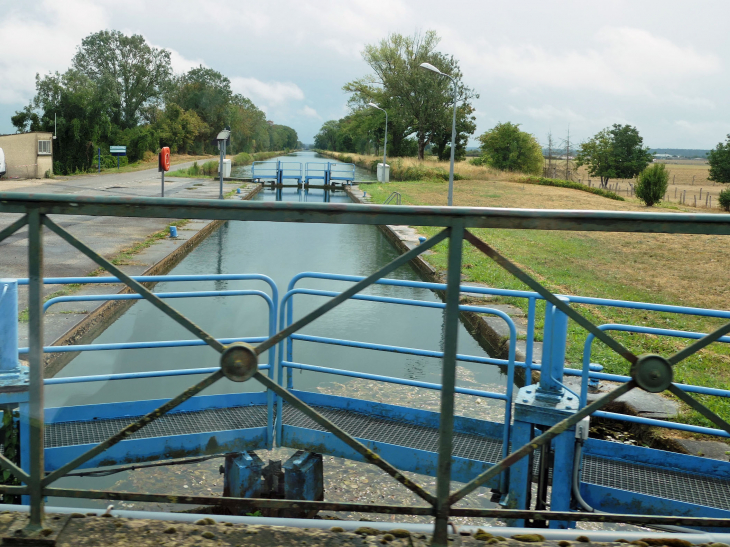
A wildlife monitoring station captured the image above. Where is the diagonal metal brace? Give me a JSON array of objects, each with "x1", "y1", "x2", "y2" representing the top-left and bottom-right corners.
[
  {"x1": 668, "y1": 383, "x2": 730, "y2": 436},
  {"x1": 0, "y1": 454, "x2": 30, "y2": 485},
  {"x1": 255, "y1": 228, "x2": 450, "y2": 356},
  {"x1": 43, "y1": 217, "x2": 225, "y2": 353},
  {"x1": 463, "y1": 230, "x2": 638, "y2": 365},
  {"x1": 42, "y1": 370, "x2": 224, "y2": 486},
  {"x1": 0, "y1": 215, "x2": 28, "y2": 245},
  {"x1": 253, "y1": 371, "x2": 437, "y2": 506},
  {"x1": 669, "y1": 320, "x2": 730, "y2": 366},
  {"x1": 449, "y1": 381, "x2": 635, "y2": 504}
]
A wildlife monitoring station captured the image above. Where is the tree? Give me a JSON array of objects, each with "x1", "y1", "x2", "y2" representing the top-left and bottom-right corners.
[
  {"x1": 72, "y1": 30, "x2": 172, "y2": 129},
  {"x1": 168, "y1": 67, "x2": 233, "y2": 151},
  {"x1": 156, "y1": 103, "x2": 208, "y2": 154},
  {"x1": 432, "y1": 103, "x2": 476, "y2": 161},
  {"x1": 314, "y1": 120, "x2": 341, "y2": 151},
  {"x1": 635, "y1": 163, "x2": 669, "y2": 207},
  {"x1": 575, "y1": 124, "x2": 652, "y2": 188},
  {"x1": 476, "y1": 122, "x2": 543, "y2": 174},
  {"x1": 345, "y1": 30, "x2": 477, "y2": 160},
  {"x1": 708, "y1": 135, "x2": 730, "y2": 184}
]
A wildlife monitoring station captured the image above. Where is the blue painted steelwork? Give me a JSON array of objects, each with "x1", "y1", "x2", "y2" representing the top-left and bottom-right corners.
[
  {"x1": 304, "y1": 162, "x2": 328, "y2": 185},
  {"x1": 251, "y1": 161, "x2": 278, "y2": 182},
  {"x1": 328, "y1": 163, "x2": 355, "y2": 184},
  {"x1": 276, "y1": 274, "x2": 517, "y2": 493}
]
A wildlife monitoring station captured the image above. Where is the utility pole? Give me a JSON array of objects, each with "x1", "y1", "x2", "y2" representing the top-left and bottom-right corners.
[{"x1": 565, "y1": 127, "x2": 569, "y2": 180}]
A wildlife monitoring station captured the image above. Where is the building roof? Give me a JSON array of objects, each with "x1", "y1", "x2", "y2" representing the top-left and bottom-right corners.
[{"x1": 0, "y1": 131, "x2": 53, "y2": 138}]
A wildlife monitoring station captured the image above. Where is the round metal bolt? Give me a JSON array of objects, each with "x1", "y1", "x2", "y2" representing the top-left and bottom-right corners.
[
  {"x1": 220, "y1": 342, "x2": 258, "y2": 382},
  {"x1": 631, "y1": 354, "x2": 673, "y2": 393}
]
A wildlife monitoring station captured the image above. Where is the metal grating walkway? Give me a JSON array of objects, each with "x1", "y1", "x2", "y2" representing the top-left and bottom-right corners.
[
  {"x1": 45, "y1": 405, "x2": 269, "y2": 448},
  {"x1": 44, "y1": 402, "x2": 730, "y2": 512},
  {"x1": 282, "y1": 404, "x2": 505, "y2": 464}
]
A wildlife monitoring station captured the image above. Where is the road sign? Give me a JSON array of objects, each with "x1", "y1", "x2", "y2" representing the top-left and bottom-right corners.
[{"x1": 110, "y1": 146, "x2": 127, "y2": 156}]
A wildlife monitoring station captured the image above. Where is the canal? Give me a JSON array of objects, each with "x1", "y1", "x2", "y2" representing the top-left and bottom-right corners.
[{"x1": 47, "y1": 150, "x2": 508, "y2": 521}]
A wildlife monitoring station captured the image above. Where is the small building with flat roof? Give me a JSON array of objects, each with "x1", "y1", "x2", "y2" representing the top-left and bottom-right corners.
[{"x1": 0, "y1": 131, "x2": 54, "y2": 179}]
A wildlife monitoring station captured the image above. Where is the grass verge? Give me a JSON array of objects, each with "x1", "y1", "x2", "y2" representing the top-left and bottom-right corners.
[
  {"x1": 520, "y1": 176, "x2": 624, "y2": 201},
  {"x1": 365, "y1": 179, "x2": 730, "y2": 436}
]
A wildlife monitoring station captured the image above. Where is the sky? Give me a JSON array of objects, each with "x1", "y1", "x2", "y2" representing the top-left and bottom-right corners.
[{"x1": 1, "y1": 0, "x2": 728, "y2": 149}]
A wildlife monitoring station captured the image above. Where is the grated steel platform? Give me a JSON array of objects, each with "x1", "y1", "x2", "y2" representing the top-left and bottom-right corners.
[{"x1": 44, "y1": 402, "x2": 730, "y2": 512}]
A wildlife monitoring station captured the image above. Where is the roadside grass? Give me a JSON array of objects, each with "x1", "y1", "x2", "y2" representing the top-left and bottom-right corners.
[
  {"x1": 167, "y1": 150, "x2": 293, "y2": 178},
  {"x1": 366, "y1": 179, "x2": 730, "y2": 434},
  {"x1": 316, "y1": 150, "x2": 508, "y2": 182},
  {"x1": 72, "y1": 153, "x2": 218, "y2": 177}
]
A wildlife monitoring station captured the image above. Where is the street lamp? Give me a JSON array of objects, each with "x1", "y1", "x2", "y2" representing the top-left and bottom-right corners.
[
  {"x1": 420, "y1": 62, "x2": 458, "y2": 206},
  {"x1": 367, "y1": 102, "x2": 388, "y2": 183},
  {"x1": 216, "y1": 129, "x2": 231, "y2": 200}
]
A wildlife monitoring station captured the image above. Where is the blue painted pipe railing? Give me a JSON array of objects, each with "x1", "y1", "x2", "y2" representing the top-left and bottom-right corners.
[
  {"x1": 285, "y1": 272, "x2": 730, "y2": 443},
  {"x1": 15, "y1": 274, "x2": 279, "y2": 449},
  {"x1": 276, "y1": 278, "x2": 518, "y2": 481}
]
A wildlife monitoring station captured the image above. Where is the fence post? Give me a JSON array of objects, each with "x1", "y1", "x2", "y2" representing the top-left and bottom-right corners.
[
  {"x1": 433, "y1": 222, "x2": 464, "y2": 547},
  {"x1": 27, "y1": 210, "x2": 45, "y2": 529}
]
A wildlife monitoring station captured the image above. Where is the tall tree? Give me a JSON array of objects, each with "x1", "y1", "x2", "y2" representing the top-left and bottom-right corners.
[
  {"x1": 575, "y1": 124, "x2": 652, "y2": 188},
  {"x1": 72, "y1": 30, "x2": 172, "y2": 129},
  {"x1": 345, "y1": 30, "x2": 477, "y2": 160},
  {"x1": 708, "y1": 135, "x2": 730, "y2": 184},
  {"x1": 168, "y1": 67, "x2": 233, "y2": 151}
]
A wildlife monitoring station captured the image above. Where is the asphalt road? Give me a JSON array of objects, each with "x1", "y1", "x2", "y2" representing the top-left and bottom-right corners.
[{"x1": 0, "y1": 161, "x2": 242, "y2": 307}]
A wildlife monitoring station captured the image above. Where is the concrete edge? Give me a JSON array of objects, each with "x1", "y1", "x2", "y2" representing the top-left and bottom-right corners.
[
  {"x1": 343, "y1": 185, "x2": 520, "y2": 364},
  {"x1": 42, "y1": 185, "x2": 263, "y2": 377}
]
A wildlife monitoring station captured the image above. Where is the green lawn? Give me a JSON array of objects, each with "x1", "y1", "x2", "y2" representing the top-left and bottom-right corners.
[{"x1": 366, "y1": 179, "x2": 730, "y2": 434}]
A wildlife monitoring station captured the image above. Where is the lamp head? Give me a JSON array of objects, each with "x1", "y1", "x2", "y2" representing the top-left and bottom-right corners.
[
  {"x1": 367, "y1": 102, "x2": 378, "y2": 108},
  {"x1": 419, "y1": 62, "x2": 442, "y2": 75}
]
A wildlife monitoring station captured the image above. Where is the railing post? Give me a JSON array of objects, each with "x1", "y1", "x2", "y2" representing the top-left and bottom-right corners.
[
  {"x1": 27, "y1": 209, "x2": 45, "y2": 529},
  {"x1": 433, "y1": 222, "x2": 463, "y2": 547},
  {"x1": 536, "y1": 298, "x2": 569, "y2": 402},
  {"x1": 0, "y1": 279, "x2": 18, "y2": 373}
]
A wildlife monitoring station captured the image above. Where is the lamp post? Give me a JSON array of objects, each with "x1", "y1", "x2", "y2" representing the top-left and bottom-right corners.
[
  {"x1": 420, "y1": 62, "x2": 458, "y2": 206},
  {"x1": 216, "y1": 129, "x2": 231, "y2": 200},
  {"x1": 367, "y1": 102, "x2": 388, "y2": 182}
]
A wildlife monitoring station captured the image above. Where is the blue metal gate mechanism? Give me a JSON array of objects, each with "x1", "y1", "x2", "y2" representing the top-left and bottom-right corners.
[
  {"x1": 0, "y1": 193, "x2": 729, "y2": 546},
  {"x1": 252, "y1": 160, "x2": 355, "y2": 188}
]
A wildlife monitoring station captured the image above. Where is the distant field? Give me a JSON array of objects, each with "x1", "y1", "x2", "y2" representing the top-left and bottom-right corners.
[{"x1": 561, "y1": 160, "x2": 724, "y2": 209}]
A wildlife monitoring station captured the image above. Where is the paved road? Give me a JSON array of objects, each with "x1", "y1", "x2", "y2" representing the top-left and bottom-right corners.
[{"x1": 0, "y1": 162, "x2": 244, "y2": 308}]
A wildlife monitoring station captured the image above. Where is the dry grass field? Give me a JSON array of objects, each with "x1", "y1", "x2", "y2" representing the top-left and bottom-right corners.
[{"x1": 365, "y1": 175, "x2": 730, "y2": 434}]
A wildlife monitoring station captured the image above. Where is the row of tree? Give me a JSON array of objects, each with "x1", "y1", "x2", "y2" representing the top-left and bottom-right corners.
[
  {"x1": 315, "y1": 31, "x2": 477, "y2": 161},
  {"x1": 11, "y1": 30, "x2": 299, "y2": 175}
]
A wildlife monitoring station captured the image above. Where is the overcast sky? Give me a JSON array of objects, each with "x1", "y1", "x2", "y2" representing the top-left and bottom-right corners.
[{"x1": 1, "y1": 0, "x2": 728, "y2": 149}]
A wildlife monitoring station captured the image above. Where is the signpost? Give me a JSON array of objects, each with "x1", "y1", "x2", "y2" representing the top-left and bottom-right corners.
[{"x1": 109, "y1": 146, "x2": 126, "y2": 171}]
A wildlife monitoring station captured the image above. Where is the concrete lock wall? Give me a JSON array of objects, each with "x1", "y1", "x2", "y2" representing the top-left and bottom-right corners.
[{"x1": 0, "y1": 132, "x2": 54, "y2": 179}]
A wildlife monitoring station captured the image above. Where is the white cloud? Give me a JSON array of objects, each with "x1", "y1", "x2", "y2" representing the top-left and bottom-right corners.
[
  {"x1": 0, "y1": 0, "x2": 108, "y2": 104},
  {"x1": 149, "y1": 44, "x2": 204, "y2": 75},
  {"x1": 452, "y1": 27, "x2": 720, "y2": 97},
  {"x1": 300, "y1": 106, "x2": 321, "y2": 119},
  {"x1": 230, "y1": 77, "x2": 305, "y2": 105}
]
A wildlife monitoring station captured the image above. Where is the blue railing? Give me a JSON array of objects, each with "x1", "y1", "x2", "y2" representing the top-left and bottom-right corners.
[
  {"x1": 15, "y1": 274, "x2": 279, "y2": 445},
  {"x1": 12, "y1": 271, "x2": 730, "y2": 449},
  {"x1": 276, "y1": 272, "x2": 517, "y2": 485},
  {"x1": 251, "y1": 161, "x2": 278, "y2": 182},
  {"x1": 328, "y1": 163, "x2": 355, "y2": 183}
]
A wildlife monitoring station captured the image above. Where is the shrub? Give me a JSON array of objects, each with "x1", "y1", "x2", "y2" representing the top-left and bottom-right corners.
[
  {"x1": 719, "y1": 187, "x2": 730, "y2": 212},
  {"x1": 635, "y1": 163, "x2": 669, "y2": 206}
]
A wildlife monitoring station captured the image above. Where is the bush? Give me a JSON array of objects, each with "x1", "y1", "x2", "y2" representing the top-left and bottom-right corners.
[
  {"x1": 719, "y1": 187, "x2": 730, "y2": 212},
  {"x1": 636, "y1": 163, "x2": 669, "y2": 206}
]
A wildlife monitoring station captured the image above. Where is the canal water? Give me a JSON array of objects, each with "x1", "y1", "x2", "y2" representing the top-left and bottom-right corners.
[{"x1": 47, "y1": 150, "x2": 509, "y2": 521}]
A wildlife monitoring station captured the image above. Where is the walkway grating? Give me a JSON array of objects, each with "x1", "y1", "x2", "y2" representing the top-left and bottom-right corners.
[{"x1": 44, "y1": 402, "x2": 730, "y2": 511}]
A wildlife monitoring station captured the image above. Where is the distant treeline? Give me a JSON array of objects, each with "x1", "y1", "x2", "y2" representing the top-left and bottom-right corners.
[{"x1": 11, "y1": 30, "x2": 300, "y2": 175}]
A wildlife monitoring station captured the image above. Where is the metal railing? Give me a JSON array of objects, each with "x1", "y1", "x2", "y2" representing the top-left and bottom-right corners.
[
  {"x1": 384, "y1": 191, "x2": 402, "y2": 205},
  {"x1": 1, "y1": 192, "x2": 730, "y2": 544}
]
